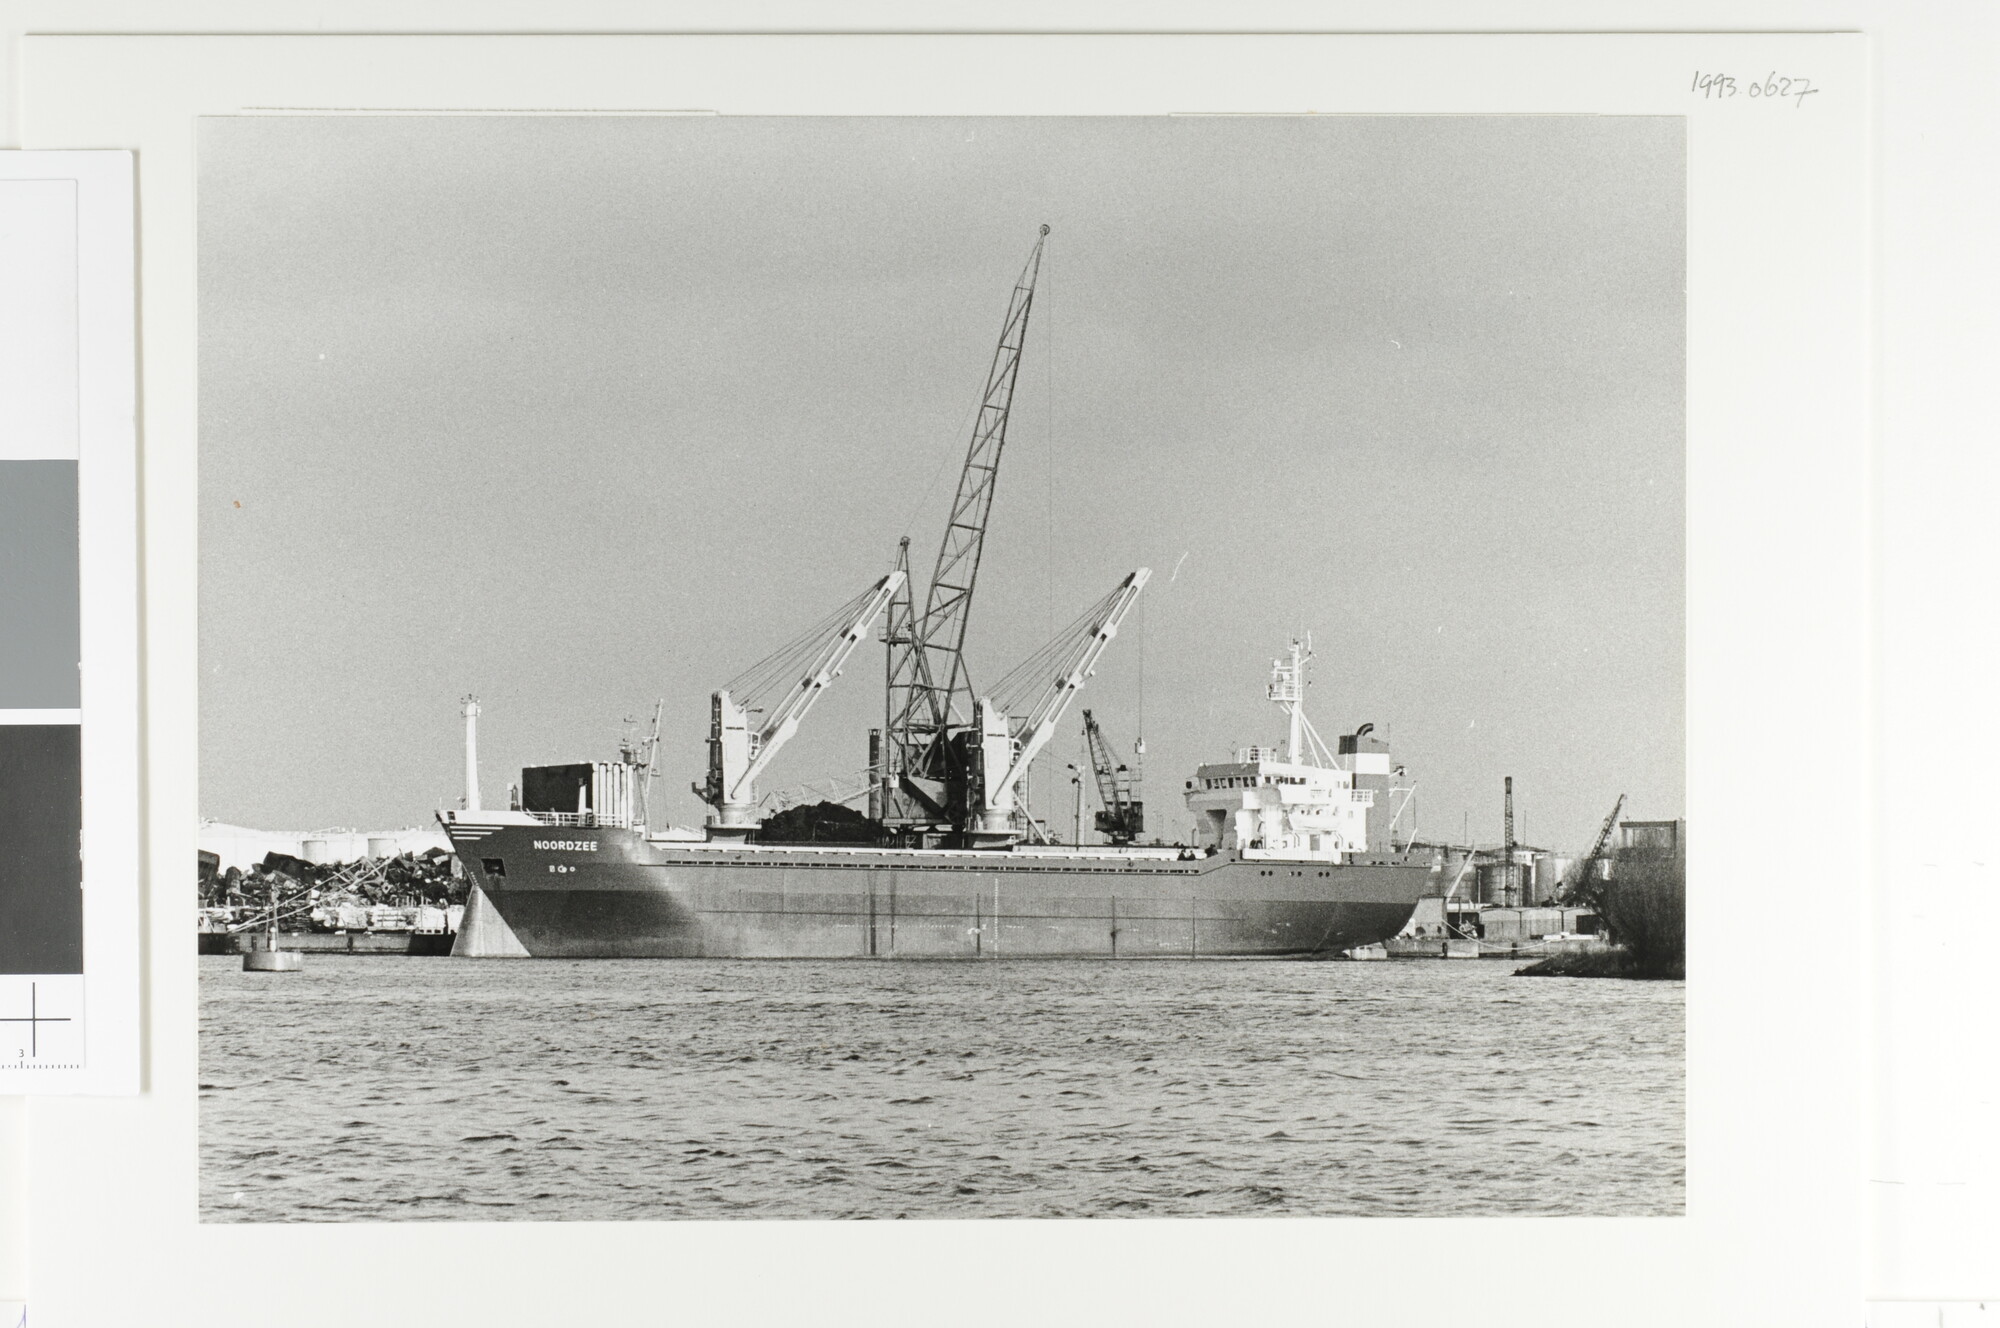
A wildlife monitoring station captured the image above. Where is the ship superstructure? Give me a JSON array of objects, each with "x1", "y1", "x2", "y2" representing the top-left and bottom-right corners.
[{"x1": 1185, "y1": 638, "x2": 1409, "y2": 862}]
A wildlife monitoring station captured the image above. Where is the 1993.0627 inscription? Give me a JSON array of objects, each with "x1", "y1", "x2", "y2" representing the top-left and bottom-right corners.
[{"x1": 1693, "y1": 70, "x2": 1819, "y2": 108}]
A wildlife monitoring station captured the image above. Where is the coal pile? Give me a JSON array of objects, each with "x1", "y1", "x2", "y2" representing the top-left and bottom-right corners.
[{"x1": 753, "y1": 800, "x2": 883, "y2": 845}]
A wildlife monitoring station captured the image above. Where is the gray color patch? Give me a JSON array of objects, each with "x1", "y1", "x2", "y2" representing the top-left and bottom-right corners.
[
  {"x1": 0, "y1": 724, "x2": 83, "y2": 973},
  {"x1": 0, "y1": 460, "x2": 81, "y2": 707}
]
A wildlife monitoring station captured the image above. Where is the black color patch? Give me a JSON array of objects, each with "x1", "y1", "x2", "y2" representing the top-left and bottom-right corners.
[{"x1": 0, "y1": 725, "x2": 84, "y2": 973}]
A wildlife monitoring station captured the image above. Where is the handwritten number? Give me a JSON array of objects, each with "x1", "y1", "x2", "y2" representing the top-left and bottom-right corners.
[{"x1": 1692, "y1": 70, "x2": 1819, "y2": 108}]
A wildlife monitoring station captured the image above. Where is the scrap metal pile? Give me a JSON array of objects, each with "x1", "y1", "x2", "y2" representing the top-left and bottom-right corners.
[{"x1": 197, "y1": 847, "x2": 465, "y2": 934}]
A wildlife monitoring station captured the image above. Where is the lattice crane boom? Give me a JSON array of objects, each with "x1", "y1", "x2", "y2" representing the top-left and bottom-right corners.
[
  {"x1": 881, "y1": 226, "x2": 1051, "y2": 833},
  {"x1": 1082, "y1": 708, "x2": 1143, "y2": 845},
  {"x1": 1082, "y1": 710, "x2": 1123, "y2": 822},
  {"x1": 1558, "y1": 792, "x2": 1627, "y2": 907}
]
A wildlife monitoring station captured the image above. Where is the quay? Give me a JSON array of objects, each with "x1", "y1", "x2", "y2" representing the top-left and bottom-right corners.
[{"x1": 200, "y1": 929, "x2": 455, "y2": 957}]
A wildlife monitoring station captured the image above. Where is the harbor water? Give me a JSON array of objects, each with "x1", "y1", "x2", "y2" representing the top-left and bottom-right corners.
[{"x1": 199, "y1": 955, "x2": 1683, "y2": 1221}]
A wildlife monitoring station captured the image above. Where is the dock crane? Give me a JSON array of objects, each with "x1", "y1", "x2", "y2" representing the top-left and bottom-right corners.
[
  {"x1": 1555, "y1": 793, "x2": 1627, "y2": 910},
  {"x1": 964, "y1": 568, "x2": 1151, "y2": 846},
  {"x1": 879, "y1": 227, "x2": 1051, "y2": 840},
  {"x1": 700, "y1": 571, "x2": 905, "y2": 838},
  {"x1": 1081, "y1": 709, "x2": 1144, "y2": 845},
  {"x1": 1440, "y1": 849, "x2": 1481, "y2": 938}
]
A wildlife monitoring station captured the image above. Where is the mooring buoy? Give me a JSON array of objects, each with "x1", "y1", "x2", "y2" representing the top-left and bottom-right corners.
[{"x1": 243, "y1": 949, "x2": 303, "y2": 973}]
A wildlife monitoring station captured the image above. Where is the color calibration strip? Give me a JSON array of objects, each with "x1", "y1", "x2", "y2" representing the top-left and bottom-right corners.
[{"x1": 0, "y1": 153, "x2": 137, "y2": 1093}]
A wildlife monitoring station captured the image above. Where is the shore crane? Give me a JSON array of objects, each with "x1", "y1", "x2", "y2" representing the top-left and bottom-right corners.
[
  {"x1": 1556, "y1": 793, "x2": 1628, "y2": 909},
  {"x1": 1081, "y1": 708, "x2": 1144, "y2": 845},
  {"x1": 879, "y1": 227, "x2": 1051, "y2": 840}
]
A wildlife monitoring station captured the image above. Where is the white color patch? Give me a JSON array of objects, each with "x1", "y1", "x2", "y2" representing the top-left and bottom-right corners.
[{"x1": 0, "y1": 178, "x2": 77, "y2": 460}]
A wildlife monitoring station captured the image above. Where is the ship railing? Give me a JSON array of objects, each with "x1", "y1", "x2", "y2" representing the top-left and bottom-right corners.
[{"x1": 524, "y1": 810, "x2": 635, "y2": 829}]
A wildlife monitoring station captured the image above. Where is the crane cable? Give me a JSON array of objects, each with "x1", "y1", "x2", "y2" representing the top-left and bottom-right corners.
[
  {"x1": 722, "y1": 581, "x2": 888, "y2": 714},
  {"x1": 988, "y1": 582, "x2": 1128, "y2": 717}
]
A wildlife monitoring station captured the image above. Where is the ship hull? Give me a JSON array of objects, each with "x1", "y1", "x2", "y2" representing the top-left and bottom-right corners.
[{"x1": 444, "y1": 821, "x2": 1441, "y2": 959}]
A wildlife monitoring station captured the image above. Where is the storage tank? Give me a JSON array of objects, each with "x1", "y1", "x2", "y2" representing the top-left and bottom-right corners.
[
  {"x1": 301, "y1": 837, "x2": 331, "y2": 864},
  {"x1": 366, "y1": 836, "x2": 397, "y2": 860}
]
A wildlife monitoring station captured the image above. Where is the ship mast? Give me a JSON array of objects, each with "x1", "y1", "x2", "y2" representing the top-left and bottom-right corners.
[
  {"x1": 880, "y1": 226, "x2": 1051, "y2": 839},
  {"x1": 1268, "y1": 637, "x2": 1336, "y2": 767}
]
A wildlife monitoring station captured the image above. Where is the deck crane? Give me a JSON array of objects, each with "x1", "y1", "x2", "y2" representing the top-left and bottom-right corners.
[
  {"x1": 965, "y1": 569, "x2": 1150, "y2": 846},
  {"x1": 700, "y1": 571, "x2": 905, "y2": 839},
  {"x1": 880, "y1": 226, "x2": 1051, "y2": 839},
  {"x1": 1555, "y1": 793, "x2": 1627, "y2": 909},
  {"x1": 1081, "y1": 709, "x2": 1144, "y2": 845}
]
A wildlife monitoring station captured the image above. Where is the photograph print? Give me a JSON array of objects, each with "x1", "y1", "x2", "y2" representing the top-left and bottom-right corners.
[{"x1": 197, "y1": 113, "x2": 1684, "y2": 1220}]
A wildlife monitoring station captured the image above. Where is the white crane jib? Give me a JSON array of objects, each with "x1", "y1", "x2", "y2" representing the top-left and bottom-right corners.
[
  {"x1": 705, "y1": 571, "x2": 905, "y2": 837},
  {"x1": 970, "y1": 568, "x2": 1151, "y2": 841}
]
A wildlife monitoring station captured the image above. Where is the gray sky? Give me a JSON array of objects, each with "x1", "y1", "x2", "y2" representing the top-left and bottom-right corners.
[{"x1": 198, "y1": 114, "x2": 1683, "y2": 851}]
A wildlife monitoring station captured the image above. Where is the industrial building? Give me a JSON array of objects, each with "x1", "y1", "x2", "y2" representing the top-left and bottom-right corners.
[
  {"x1": 197, "y1": 820, "x2": 450, "y2": 872},
  {"x1": 1617, "y1": 818, "x2": 1686, "y2": 866}
]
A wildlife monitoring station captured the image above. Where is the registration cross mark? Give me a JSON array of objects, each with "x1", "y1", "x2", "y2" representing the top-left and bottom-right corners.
[{"x1": 1, "y1": 982, "x2": 72, "y2": 1058}]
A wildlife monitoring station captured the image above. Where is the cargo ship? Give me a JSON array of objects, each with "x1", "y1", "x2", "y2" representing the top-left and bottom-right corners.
[
  {"x1": 442, "y1": 637, "x2": 1446, "y2": 959},
  {"x1": 437, "y1": 227, "x2": 1448, "y2": 957}
]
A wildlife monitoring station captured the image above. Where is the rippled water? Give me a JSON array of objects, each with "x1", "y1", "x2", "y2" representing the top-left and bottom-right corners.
[{"x1": 199, "y1": 954, "x2": 1683, "y2": 1221}]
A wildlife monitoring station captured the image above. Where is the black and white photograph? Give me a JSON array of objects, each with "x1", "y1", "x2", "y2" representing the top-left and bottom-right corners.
[{"x1": 196, "y1": 113, "x2": 1686, "y2": 1222}]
